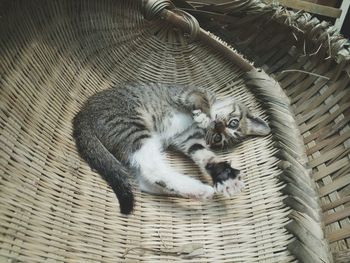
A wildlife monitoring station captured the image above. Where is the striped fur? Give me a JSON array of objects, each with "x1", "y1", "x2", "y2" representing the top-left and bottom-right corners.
[{"x1": 73, "y1": 83, "x2": 270, "y2": 214}]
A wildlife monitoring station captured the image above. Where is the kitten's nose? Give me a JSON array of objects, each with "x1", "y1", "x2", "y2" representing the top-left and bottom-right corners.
[{"x1": 214, "y1": 120, "x2": 225, "y2": 133}]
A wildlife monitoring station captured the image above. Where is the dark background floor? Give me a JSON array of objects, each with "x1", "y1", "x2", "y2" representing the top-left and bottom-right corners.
[
  {"x1": 318, "y1": 2, "x2": 349, "y2": 39},
  {"x1": 341, "y1": 6, "x2": 349, "y2": 39}
]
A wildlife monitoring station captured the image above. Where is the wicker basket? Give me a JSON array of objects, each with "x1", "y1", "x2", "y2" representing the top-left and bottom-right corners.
[{"x1": 1, "y1": 0, "x2": 349, "y2": 262}]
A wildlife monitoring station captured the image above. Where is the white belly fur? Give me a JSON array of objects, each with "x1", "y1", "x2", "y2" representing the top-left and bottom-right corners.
[{"x1": 161, "y1": 112, "x2": 193, "y2": 141}]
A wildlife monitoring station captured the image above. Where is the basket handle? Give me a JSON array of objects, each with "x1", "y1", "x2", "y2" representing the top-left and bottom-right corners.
[{"x1": 142, "y1": 0, "x2": 254, "y2": 72}]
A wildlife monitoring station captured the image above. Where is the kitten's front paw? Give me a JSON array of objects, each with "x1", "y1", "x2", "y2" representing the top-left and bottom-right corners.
[
  {"x1": 187, "y1": 184, "x2": 214, "y2": 200},
  {"x1": 193, "y1": 109, "x2": 211, "y2": 129},
  {"x1": 205, "y1": 161, "x2": 244, "y2": 197}
]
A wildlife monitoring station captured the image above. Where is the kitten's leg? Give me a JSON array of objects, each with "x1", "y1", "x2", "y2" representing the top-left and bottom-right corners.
[
  {"x1": 192, "y1": 109, "x2": 211, "y2": 129},
  {"x1": 174, "y1": 88, "x2": 214, "y2": 114},
  {"x1": 172, "y1": 128, "x2": 245, "y2": 197},
  {"x1": 173, "y1": 88, "x2": 214, "y2": 129},
  {"x1": 137, "y1": 175, "x2": 166, "y2": 195},
  {"x1": 130, "y1": 137, "x2": 214, "y2": 199}
]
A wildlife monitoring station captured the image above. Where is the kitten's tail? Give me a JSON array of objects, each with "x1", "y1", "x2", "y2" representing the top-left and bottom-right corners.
[{"x1": 72, "y1": 114, "x2": 134, "y2": 215}]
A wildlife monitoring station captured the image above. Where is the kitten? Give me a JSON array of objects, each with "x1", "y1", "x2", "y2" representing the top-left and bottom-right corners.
[{"x1": 73, "y1": 83, "x2": 270, "y2": 214}]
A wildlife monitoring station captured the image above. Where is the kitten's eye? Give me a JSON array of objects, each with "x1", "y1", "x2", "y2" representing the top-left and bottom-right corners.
[
  {"x1": 228, "y1": 119, "x2": 239, "y2": 129},
  {"x1": 213, "y1": 133, "x2": 222, "y2": 143}
]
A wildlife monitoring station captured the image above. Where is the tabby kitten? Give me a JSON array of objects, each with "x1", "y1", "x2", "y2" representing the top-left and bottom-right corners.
[{"x1": 73, "y1": 83, "x2": 270, "y2": 214}]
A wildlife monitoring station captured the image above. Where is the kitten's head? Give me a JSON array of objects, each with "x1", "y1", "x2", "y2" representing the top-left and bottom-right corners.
[{"x1": 205, "y1": 98, "x2": 271, "y2": 147}]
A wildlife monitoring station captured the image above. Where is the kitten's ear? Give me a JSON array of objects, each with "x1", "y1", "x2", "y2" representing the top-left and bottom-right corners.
[
  {"x1": 206, "y1": 90, "x2": 217, "y2": 106},
  {"x1": 246, "y1": 115, "x2": 271, "y2": 136}
]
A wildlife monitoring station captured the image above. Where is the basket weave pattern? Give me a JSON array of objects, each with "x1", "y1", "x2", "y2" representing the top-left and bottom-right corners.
[
  {"x1": 191, "y1": 0, "x2": 350, "y2": 260},
  {"x1": 1, "y1": 0, "x2": 348, "y2": 262}
]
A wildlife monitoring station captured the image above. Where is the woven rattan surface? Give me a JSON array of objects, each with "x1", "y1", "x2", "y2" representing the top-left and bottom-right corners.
[
  {"x1": 188, "y1": 0, "x2": 350, "y2": 260},
  {"x1": 0, "y1": 0, "x2": 345, "y2": 262}
]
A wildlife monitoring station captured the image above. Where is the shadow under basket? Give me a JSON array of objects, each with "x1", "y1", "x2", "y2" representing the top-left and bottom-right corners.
[{"x1": 1, "y1": 0, "x2": 349, "y2": 262}]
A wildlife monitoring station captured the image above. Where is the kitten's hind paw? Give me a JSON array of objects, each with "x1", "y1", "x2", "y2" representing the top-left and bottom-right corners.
[
  {"x1": 206, "y1": 161, "x2": 245, "y2": 197},
  {"x1": 193, "y1": 109, "x2": 211, "y2": 129},
  {"x1": 214, "y1": 177, "x2": 245, "y2": 197}
]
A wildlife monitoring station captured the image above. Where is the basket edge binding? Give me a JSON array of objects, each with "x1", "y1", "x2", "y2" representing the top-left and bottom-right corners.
[
  {"x1": 180, "y1": 0, "x2": 350, "y2": 81},
  {"x1": 142, "y1": 0, "x2": 334, "y2": 261},
  {"x1": 182, "y1": 0, "x2": 350, "y2": 256},
  {"x1": 182, "y1": 1, "x2": 350, "y2": 255},
  {"x1": 245, "y1": 69, "x2": 333, "y2": 263}
]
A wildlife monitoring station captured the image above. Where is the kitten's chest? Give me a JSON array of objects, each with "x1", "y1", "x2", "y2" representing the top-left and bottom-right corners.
[{"x1": 159, "y1": 111, "x2": 194, "y2": 141}]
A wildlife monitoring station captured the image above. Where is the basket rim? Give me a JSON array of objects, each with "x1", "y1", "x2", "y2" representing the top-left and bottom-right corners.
[{"x1": 144, "y1": 1, "x2": 334, "y2": 261}]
